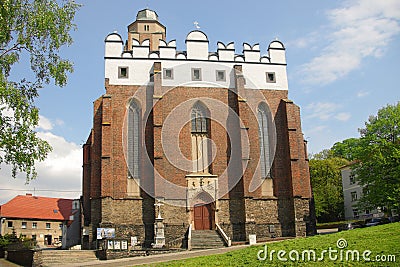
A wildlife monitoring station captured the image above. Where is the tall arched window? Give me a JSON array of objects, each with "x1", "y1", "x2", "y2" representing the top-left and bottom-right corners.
[
  {"x1": 258, "y1": 103, "x2": 271, "y2": 179},
  {"x1": 127, "y1": 100, "x2": 141, "y2": 178},
  {"x1": 191, "y1": 102, "x2": 210, "y2": 173}
]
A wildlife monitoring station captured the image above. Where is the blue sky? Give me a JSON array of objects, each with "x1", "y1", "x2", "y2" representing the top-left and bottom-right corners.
[{"x1": 1, "y1": 0, "x2": 399, "y2": 204}]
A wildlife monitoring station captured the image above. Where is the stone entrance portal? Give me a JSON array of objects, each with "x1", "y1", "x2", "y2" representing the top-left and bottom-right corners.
[{"x1": 194, "y1": 203, "x2": 214, "y2": 230}]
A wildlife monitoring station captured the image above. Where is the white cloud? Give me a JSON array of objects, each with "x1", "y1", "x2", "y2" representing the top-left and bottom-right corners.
[
  {"x1": 38, "y1": 115, "x2": 53, "y2": 131},
  {"x1": 357, "y1": 90, "x2": 370, "y2": 97},
  {"x1": 305, "y1": 102, "x2": 351, "y2": 122},
  {"x1": 335, "y1": 112, "x2": 351, "y2": 121},
  {"x1": 299, "y1": 0, "x2": 400, "y2": 85},
  {"x1": 305, "y1": 125, "x2": 329, "y2": 135},
  {"x1": 0, "y1": 116, "x2": 81, "y2": 205},
  {"x1": 305, "y1": 102, "x2": 341, "y2": 120}
]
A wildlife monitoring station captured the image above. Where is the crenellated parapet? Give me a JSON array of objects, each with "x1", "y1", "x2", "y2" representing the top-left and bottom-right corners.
[{"x1": 105, "y1": 30, "x2": 286, "y2": 64}]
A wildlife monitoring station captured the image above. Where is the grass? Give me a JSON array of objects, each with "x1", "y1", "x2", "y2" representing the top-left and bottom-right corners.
[{"x1": 142, "y1": 222, "x2": 400, "y2": 266}]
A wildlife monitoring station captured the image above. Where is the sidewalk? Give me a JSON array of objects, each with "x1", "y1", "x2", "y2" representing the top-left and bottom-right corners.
[
  {"x1": 0, "y1": 259, "x2": 21, "y2": 267},
  {"x1": 64, "y1": 244, "x2": 251, "y2": 267}
]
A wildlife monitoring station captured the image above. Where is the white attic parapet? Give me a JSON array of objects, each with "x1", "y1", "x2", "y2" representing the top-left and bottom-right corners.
[
  {"x1": 176, "y1": 52, "x2": 187, "y2": 59},
  {"x1": 132, "y1": 39, "x2": 150, "y2": 58},
  {"x1": 149, "y1": 51, "x2": 160, "y2": 58},
  {"x1": 243, "y1": 43, "x2": 260, "y2": 62},
  {"x1": 186, "y1": 30, "x2": 209, "y2": 60},
  {"x1": 208, "y1": 53, "x2": 218, "y2": 61},
  {"x1": 217, "y1": 41, "x2": 235, "y2": 61},
  {"x1": 268, "y1": 40, "x2": 286, "y2": 64},
  {"x1": 105, "y1": 32, "x2": 123, "y2": 57},
  {"x1": 160, "y1": 39, "x2": 177, "y2": 59}
]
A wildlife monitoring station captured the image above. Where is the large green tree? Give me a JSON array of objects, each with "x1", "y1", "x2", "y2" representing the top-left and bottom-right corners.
[
  {"x1": 353, "y1": 102, "x2": 400, "y2": 214},
  {"x1": 0, "y1": 0, "x2": 79, "y2": 181},
  {"x1": 309, "y1": 151, "x2": 348, "y2": 222}
]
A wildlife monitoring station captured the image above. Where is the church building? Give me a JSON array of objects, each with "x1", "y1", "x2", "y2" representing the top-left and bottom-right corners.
[{"x1": 82, "y1": 8, "x2": 315, "y2": 249}]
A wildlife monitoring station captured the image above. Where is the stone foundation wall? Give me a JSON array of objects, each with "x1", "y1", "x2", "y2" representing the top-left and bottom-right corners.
[{"x1": 293, "y1": 197, "x2": 314, "y2": 237}]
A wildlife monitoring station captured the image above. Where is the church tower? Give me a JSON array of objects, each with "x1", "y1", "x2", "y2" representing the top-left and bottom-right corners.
[{"x1": 126, "y1": 9, "x2": 166, "y2": 51}]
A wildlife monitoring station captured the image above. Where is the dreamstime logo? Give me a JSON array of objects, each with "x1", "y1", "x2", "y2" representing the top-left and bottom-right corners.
[
  {"x1": 257, "y1": 238, "x2": 396, "y2": 263},
  {"x1": 121, "y1": 62, "x2": 277, "y2": 207}
]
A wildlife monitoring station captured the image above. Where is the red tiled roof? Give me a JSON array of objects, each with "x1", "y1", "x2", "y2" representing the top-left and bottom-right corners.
[{"x1": 0, "y1": 194, "x2": 73, "y2": 221}]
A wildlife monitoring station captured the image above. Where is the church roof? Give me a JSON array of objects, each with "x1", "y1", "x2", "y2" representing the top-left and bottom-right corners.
[{"x1": 136, "y1": 8, "x2": 159, "y2": 21}]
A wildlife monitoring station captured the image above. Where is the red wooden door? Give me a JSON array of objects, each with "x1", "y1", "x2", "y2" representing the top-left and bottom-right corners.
[{"x1": 194, "y1": 204, "x2": 213, "y2": 230}]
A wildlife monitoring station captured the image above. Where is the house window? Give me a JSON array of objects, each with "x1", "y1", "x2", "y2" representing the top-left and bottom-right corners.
[
  {"x1": 59, "y1": 223, "x2": 63, "y2": 230},
  {"x1": 191, "y1": 68, "x2": 202, "y2": 81},
  {"x1": 32, "y1": 235, "x2": 37, "y2": 241},
  {"x1": 32, "y1": 222, "x2": 37, "y2": 229},
  {"x1": 216, "y1": 70, "x2": 226, "y2": 81},
  {"x1": 149, "y1": 73, "x2": 154, "y2": 82},
  {"x1": 349, "y1": 174, "x2": 356, "y2": 185},
  {"x1": 46, "y1": 223, "x2": 51, "y2": 229},
  {"x1": 127, "y1": 100, "x2": 141, "y2": 178},
  {"x1": 266, "y1": 72, "x2": 276, "y2": 83},
  {"x1": 21, "y1": 222, "x2": 27, "y2": 229},
  {"x1": 118, "y1": 67, "x2": 129, "y2": 79},
  {"x1": 144, "y1": 25, "x2": 150, "y2": 31},
  {"x1": 258, "y1": 103, "x2": 272, "y2": 179},
  {"x1": 7, "y1": 221, "x2": 13, "y2": 228},
  {"x1": 351, "y1": 191, "x2": 358, "y2": 202},
  {"x1": 191, "y1": 102, "x2": 210, "y2": 173},
  {"x1": 163, "y1": 68, "x2": 174, "y2": 79},
  {"x1": 365, "y1": 209, "x2": 370, "y2": 214},
  {"x1": 353, "y1": 208, "x2": 359, "y2": 218}
]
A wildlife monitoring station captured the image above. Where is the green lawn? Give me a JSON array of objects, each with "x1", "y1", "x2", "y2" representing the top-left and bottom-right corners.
[{"x1": 144, "y1": 222, "x2": 400, "y2": 266}]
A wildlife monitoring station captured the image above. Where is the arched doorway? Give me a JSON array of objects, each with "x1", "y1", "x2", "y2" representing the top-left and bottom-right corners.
[{"x1": 192, "y1": 192, "x2": 215, "y2": 230}]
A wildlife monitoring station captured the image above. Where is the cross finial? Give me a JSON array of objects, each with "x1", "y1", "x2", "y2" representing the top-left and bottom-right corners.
[{"x1": 193, "y1": 21, "x2": 201, "y2": 29}]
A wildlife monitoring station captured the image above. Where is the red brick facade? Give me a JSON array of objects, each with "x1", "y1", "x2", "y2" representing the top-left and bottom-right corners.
[{"x1": 82, "y1": 10, "x2": 316, "y2": 249}]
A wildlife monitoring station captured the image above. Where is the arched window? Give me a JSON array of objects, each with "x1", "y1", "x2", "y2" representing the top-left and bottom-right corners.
[
  {"x1": 258, "y1": 103, "x2": 271, "y2": 179},
  {"x1": 191, "y1": 102, "x2": 210, "y2": 173},
  {"x1": 127, "y1": 100, "x2": 141, "y2": 178}
]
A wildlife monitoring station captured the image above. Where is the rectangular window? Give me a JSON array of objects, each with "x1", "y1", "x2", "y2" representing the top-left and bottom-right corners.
[
  {"x1": 22, "y1": 222, "x2": 27, "y2": 229},
  {"x1": 353, "y1": 208, "x2": 359, "y2": 218},
  {"x1": 32, "y1": 235, "x2": 37, "y2": 241},
  {"x1": 46, "y1": 223, "x2": 51, "y2": 229},
  {"x1": 7, "y1": 221, "x2": 13, "y2": 228},
  {"x1": 59, "y1": 223, "x2": 63, "y2": 230},
  {"x1": 32, "y1": 222, "x2": 37, "y2": 229},
  {"x1": 163, "y1": 68, "x2": 174, "y2": 79},
  {"x1": 118, "y1": 67, "x2": 129, "y2": 79},
  {"x1": 351, "y1": 191, "x2": 358, "y2": 202},
  {"x1": 266, "y1": 72, "x2": 276, "y2": 83},
  {"x1": 191, "y1": 68, "x2": 202, "y2": 81},
  {"x1": 349, "y1": 174, "x2": 356, "y2": 185},
  {"x1": 216, "y1": 70, "x2": 226, "y2": 81}
]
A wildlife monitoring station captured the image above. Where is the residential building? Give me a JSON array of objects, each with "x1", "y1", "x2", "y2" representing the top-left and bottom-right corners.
[
  {"x1": 341, "y1": 164, "x2": 381, "y2": 220},
  {"x1": 0, "y1": 194, "x2": 81, "y2": 249}
]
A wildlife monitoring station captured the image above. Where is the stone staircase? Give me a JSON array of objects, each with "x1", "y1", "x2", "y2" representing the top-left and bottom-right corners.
[
  {"x1": 40, "y1": 250, "x2": 98, "y2": 266},
  {"x1": 191, "y1": 230, "x2": 226, "y2": 250}
]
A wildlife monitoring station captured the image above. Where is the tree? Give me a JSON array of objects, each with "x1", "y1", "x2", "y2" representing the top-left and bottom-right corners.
[
  {"x1": 309, "y1": 151, "x2": 348, "y2": 222},
  {"x1": 353, "y1": 102, "x2": 400, "y2": 215},
  {"x1": 331, "y1": 137, "x2": 362, "y2": 161},
  {"x1": 0, "y1": 0, "x2": 80, "y2": 182}
]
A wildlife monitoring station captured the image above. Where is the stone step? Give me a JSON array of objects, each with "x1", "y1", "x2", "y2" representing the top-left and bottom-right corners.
[
  {"x1": 40, "y1": 250, "x2": 98, "y2": 266},
  {"x1": 191, "y1": 230, "x2": 226, "y2": 249}
]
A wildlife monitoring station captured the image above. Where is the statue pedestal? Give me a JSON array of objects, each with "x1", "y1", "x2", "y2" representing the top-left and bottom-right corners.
[{"x1": 153, "y1": 217, "x2": 165, "y2": 248}]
